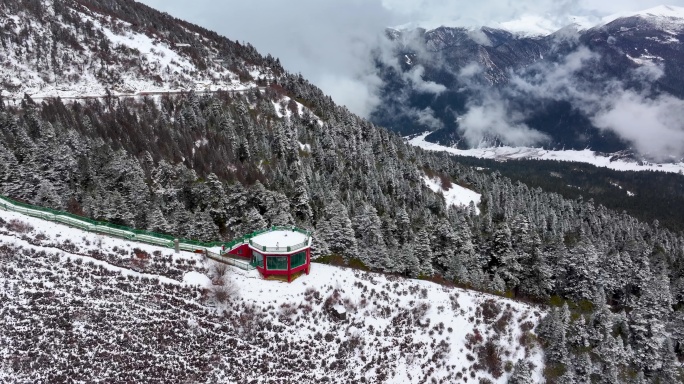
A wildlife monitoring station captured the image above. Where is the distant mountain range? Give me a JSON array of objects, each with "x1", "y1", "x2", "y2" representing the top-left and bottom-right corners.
[{"x1": 371, "y1": 5, "x2": 684, "y2": 160}]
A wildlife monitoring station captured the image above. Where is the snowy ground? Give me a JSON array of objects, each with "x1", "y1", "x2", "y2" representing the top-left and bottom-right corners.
[
  {"x1": 0, "y1": 207, "x2": 545, "y2": 383},
  {"x1": 409, "y1": 132, "x2": 684, "y2": 174},
  {"x1": 422, "y1": 175, "x2": 482, "y2": 214}
]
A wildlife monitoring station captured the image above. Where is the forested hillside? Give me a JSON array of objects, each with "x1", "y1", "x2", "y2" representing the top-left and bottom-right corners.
[
  {"x1": 0, "y1": 0, "x2": 682, "y2": 382},
  {"x1": 443, "y1": 156, "x2": 684, "y2": 232}
]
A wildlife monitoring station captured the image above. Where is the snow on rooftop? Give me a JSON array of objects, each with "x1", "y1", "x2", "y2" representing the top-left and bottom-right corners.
[{"x1": 250, "y1": 229, "x2": 308, "y2": 249}]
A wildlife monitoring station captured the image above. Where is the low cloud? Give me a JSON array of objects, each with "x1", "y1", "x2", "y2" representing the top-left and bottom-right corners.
[
  {"x1": 318, "y1": 73, "x2": 383, "y2": 118},
  {"x1": 467, "y1": 29, "x2": 492, "y2": 46},
  {"x1": 459, "y1": 62, "x2": 483, "y2": 79},
  {"x1": 405, "y1": 66, "x2": 447, "y2": 94},
  {"x1": 413, "y1": 107, "x2": 444, "y2": 129},
  {"x1": 593, "y1": 91, "x2": 684, "y2": 159},
  {"x1": 457, "y1": 94, "x2": 550, "y2": 147},
  {"x1": 506, "y1": 46, "x2": 683, "y2": 158},
  {"x1": 509, "y1": 46, "x2": 600, "y2": 102}
]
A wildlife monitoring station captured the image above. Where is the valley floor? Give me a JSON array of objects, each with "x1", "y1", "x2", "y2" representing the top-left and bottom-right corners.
[{"x1": 409, "y1": 132, "x2": 684, "y2": 175}]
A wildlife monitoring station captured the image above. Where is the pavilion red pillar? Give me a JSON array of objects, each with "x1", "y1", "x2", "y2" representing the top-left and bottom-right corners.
[
  {"x1": 305, "y1": 248, "x2": 311, "y2": 275},
  {"x1": 287, "y1": 254, "x2": 292, "y2": 283},
  {"x1": 263, "y1": 255, "x2": 267, "y2": 279}
]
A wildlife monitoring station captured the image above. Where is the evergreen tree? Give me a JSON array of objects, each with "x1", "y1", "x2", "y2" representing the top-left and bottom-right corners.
[
  {"x1": 291, "y1": 175, "x2": 312, "y2": 223},
  {"x1": 508, "y1": 360, "x2": 533, "y2": 384},
  {"x1": 317, "y1": 199, "x2": 358, "y2": 259},
  {"x1": 490, "y1": 223, "x2": 521, "y2": 290},
  {"x1": 33, "y1": 180, "x2": 63, "y2": 209},
  {"x1": 352, "y1": 204, "x2": 389, "y2": 269},
  {"x1": 242, "y1": 207, "x2": 267, "y2": 234},
  {"x1": 518, "y1": 233, "x2": 553, "y2": 299},
  {"x1": 561, "y1": 236, "x2": 599, "y2": 302},
  {"x1": 413, "y1": 228, "x2": 434, "y2": 277}
]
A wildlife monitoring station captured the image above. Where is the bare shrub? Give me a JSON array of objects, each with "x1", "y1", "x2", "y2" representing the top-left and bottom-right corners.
[
  {"x1": 131, "y1": 247, "x2": 150, "y2": 270},
  {"x1": 477, "y1": 340, "x2": 503, "y2": 378},
  {"x1": 411, "y1": 302, "x2": 431, "y2": 326},
  {"x1": 465, "y1": 329, "x2": 483, "y2": 350},
  {"x1": 520, "y1": 321, "x2": 534, "y2": 332},
  {"x1": 481, "y1": 299, "x2": 502, "y2": 324},
  {"x1": 210, "y1": 262, "x2": 228, "y2": 285},
  {"x1": 298, "y1": 302, "x2": 313, "y2": 315},
  {"x1": 211, "y1": 283, "x2": 238, "y2": 305},
  {"x1": 304, "y1": 286, "x2": 322, "y2": 303},
  {"x1": 449, "y1": 293, "x2": 460, "y2": 311},
  {"x1": 7, "y1": 219, "x2": 33, "y2": 234},
  {"x1": 35, "y1": 233, "x2": 48, "y2": 241},
  {"x1": 323, "y1": 289, "x2": 346, "y2": 321},
  {"x1": 206, "y1": 262, "x2": 238, "y2": 305},
  {"x1": 493, "y1": 309, "x2": 514, "y2": 335},
  {"x1": 279, "y1": 303, "x2": 297, "y2": 324}
]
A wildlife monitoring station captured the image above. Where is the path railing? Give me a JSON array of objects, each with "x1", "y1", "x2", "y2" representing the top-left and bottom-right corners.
[
  {"x1": 0, "y1": 194, "x2": 256, "y2": 270},
  {"x1": 206, "y1": 251, "x2": 254, "y2": 271},
  {"x1": 0, "y1": 194, "x2": 309, "y2": 271}
]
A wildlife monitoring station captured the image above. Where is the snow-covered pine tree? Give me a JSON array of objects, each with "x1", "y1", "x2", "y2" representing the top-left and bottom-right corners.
[
  {"x1": 413, "y1": 228, "x2": 434, "y2": 277},
  {"x1": 316, "y1": 199, "x2": 358, "y2": 259}
]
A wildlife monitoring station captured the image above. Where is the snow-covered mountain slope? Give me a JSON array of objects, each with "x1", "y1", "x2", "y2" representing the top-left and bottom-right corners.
[
  {"x1": 0, "y1": 205, "x2": 545, "y2": 383},
  {"x1": 391, "y1": 5, "x2": 684, "y2": 38},
  {"x1": 601, "y1": 5, "x2": 684, "y2": 27},
  {"x1": 0, "y1": 0, "x2": 274, "y2": 101},
  {"x1": 409, "y1": 132, "x2": 684, "y2": 174},
  {"x1": 487, "y1": 5, "x2": 684, "y2": 37}
]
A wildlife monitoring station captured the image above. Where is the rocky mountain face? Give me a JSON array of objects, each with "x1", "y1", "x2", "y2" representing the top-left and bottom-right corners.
[{"x1": 372, "y1": 7, "x2": 684, "y2": 157}]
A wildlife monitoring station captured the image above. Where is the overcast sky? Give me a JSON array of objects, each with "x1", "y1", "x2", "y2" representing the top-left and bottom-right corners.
[{"x1": 138, "y1": 0, "x2": 684, "y2": 117}]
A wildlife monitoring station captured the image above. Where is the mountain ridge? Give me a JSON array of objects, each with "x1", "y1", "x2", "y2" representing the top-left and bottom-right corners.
[{"x1": 0, "y1": 0, "x2": 283, "y2": 100}]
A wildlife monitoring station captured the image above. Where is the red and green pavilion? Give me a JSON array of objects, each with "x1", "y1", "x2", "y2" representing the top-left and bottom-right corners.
[{"x1": 222, "y1": 226, "x2": 312, "y2": 282}]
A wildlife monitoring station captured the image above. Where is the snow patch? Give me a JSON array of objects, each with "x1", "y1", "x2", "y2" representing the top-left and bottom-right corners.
[
  {"x1": 332, "y1": 304, "x2": 347, "y2": 314},
  {"x1": 183, "y1": 271, "x2": 211, "y2": 287},
  {"x1": 299, "y1": 142, "x2": 311, "y2": 152},
  {"x1": 422, "y1": 175, "x2": 481, "y2": 214}
]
